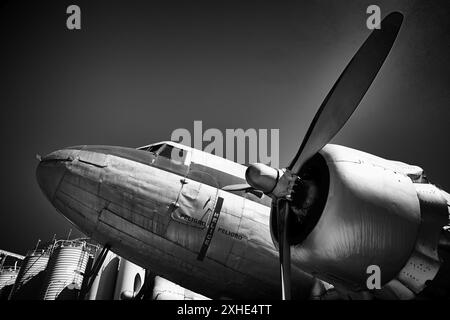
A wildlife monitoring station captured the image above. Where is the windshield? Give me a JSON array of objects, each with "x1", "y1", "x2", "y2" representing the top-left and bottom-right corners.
[{"x1": 137, "y1": 144, "x2": 162, "y2": 153}]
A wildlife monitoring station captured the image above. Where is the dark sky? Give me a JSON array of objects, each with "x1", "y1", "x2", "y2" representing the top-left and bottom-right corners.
[{"x1": 0, "y1": 1, "x2": 449, "y2": 254}]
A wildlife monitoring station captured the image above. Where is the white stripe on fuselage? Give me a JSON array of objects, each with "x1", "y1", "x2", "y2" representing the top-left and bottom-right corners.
[{"x1": 140, "y1": 141, "x2": 248, "y2": 182}]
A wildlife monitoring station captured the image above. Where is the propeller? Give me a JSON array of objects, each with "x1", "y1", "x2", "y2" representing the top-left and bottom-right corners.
[
  {"x1": 222, "y1": 183, "x2": 264, "y2": 197},
  {"x1": 288, "y1": 12, "x2": 404, "y2": 174},
  {"x1": 222, "y1": 183, "x2": 252, "y2": 192},
  {"x1": 224, "y1": 12, "x2": 404, "y2": 299},
  {"x1": 277, "y1": 12, "x2": 403, "y2": 300}
]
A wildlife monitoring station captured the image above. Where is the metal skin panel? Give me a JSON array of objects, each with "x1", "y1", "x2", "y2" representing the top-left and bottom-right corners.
[
  {"x1": 152, "y1": 276, "x2": 209, "y2": 300},
  {"x1": 413, "y1": 184, "x2": 448, "y2": 262},
  {"x1": 41, "y1": 149, "x2": 316, "y2": 299},
  {"x1": 189, "y1": 143, "x2": 246, "y2": 181},
  {"x1": 393, "y1": 183, "x2": 448, "y2": 294},
  {"x1": 78, "y1": 150, "x2": 109, "y2": 168},
  {"x1": 375, "y1": 279, "x2": 416, "y2": 300},
  {"x1": 316, "y1": 144, "x2": 424, "y2": 179},
  {"x1": 290, "y1": 145, "x2": 422, "y2": 292}
]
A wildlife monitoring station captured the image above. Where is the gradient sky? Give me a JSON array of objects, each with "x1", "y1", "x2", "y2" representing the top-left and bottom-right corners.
[{"x1": 0, "y1": 0, "x2": 449, "y2": 254}]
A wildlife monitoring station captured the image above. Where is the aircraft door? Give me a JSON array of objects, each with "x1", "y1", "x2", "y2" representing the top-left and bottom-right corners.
[
  {"x1": 147, "y1": 143, "x2": 191, "y2": 216},
  {"x1": 166, "y1": 161, "x2": 219, "y2": 253}
]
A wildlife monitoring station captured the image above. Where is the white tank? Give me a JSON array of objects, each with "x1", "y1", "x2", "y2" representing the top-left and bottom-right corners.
[
  {"x1": 0, "y1": 270, "x2": 18, "y2": 289},
  {"x1": 113, "y1": 259, "x2": 145, "y2": 300},
  {"x1": 86, "y1": 251, "x2": 120, "y2": 300},
  {"x1": 0, "y1": 269, "x2": 19, "y2": 299},
  {"x1": 152, "y1": 276, "x2": 209, "y2": 300},
  {"x1": 9, "y1": 251, "x2": 50, "y2": 299},
  {"x1": 40, "y1": 240, "x2": 91, "y2": 300}
]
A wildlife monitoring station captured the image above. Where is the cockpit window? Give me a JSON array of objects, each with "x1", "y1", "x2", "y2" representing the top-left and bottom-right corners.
[
  {"x1": 148, "y1": 144, "x2": 161, "y2": 154},
  {"x1": 158, "y1": 144, "x2": 187, "y2": 165},
  {"x1": 137, "y1": 143, "x2": 188, "y2": 175},
  {"x1": 137, "y1": 144, "x2": 162, "y2": 153}
]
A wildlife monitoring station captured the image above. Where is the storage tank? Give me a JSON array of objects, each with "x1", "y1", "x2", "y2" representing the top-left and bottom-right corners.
[
  {"x1": 0, "y1": 268, "x2": 19, "y2": 300},
  {"x1": 86, "y1": 251, "x2": 120, "y2": 300},
  {"x1": 9, "y1": 250, "x2": 50, "y2": 299},
  {"x1": 40, "y1": 239, "x2": 94, "y2": 300},
  {"x1": 113, "y1": 258, "x2": 145, "y2": 300},
  {"x1": 0, "y1": 268, "x2": 19, "y2": 290},
  {"x1": 0, "y1": 251, "x2": 23, "y2": 299}
]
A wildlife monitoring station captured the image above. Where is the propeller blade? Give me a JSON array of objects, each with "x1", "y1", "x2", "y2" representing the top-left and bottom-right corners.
[
  {"x1": 277, "y1": 198, "x2": 292, "y2": 300},
  {"x1": 289, "y1": 12, "x2": 403, "y2": 174},
  {"x1": 222, "y1": 183, "x2": 253, "y2": 192},
  {"x1": 223, "y1": 183, "x2": 265, "y2": 198}
]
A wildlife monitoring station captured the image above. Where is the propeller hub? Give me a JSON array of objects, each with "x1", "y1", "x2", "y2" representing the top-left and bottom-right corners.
[{"x1": 245, "y1": 163, "x2": 279, "y2": 194}]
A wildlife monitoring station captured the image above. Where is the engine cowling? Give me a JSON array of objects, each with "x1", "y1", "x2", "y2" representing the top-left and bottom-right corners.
[{"x1": 279, "y1": 144, "x2": 448, "y2": 298}]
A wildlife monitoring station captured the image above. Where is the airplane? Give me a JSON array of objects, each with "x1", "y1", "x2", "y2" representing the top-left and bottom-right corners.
[{"x1": 35, "y1": 12, "x2": 450, "y2": 300}]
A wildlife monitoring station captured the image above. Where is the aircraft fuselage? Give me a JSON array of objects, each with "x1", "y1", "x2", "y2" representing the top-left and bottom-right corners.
[
  {"x1": 36, "y1": 142, "x2": 449, "y2": 299},
  {"x1": 36, "y1": 142, "x2": 316, "y2": 299}
]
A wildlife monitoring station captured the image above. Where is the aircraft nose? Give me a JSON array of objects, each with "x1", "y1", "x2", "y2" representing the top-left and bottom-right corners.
[{"x1": 36, "y1": 150, "x2": 74, "y2": 202}]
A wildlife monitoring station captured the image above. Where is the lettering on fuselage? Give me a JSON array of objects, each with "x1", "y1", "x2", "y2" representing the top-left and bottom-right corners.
[
  {"x1": 179, "y1": 212, "x2": 207, "y2": 227},
  {"x1": 179, "y1": 212, "x2": 246, "y2": 241},
  {"x1": 197, "y1": 197, "x2": 224, "y2": 261},
  {"x1": 217, "y1": 227, "x2": 246, "y2": 241}
]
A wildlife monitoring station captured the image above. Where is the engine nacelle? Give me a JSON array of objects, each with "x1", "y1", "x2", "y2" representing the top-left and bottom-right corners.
[{"x1": 283, "y1": 144, "x2": 448, "y2": 298}]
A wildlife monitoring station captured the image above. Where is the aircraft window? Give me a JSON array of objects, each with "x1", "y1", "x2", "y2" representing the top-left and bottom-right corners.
[
  {"x1": 159, "y1": 145, "x2": 187, "y2": 164},
  {"x1": 147, "y1": 145, "x2": 161, "y2": 154}
]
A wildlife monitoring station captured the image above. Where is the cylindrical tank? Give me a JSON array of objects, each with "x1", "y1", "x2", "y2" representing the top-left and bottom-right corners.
[
  {"x1": 0, "y1": 269, "x2": 19, "y2": 289},
  {"x1": 0, "y1": 269, "x2": 19, "y2": 299},
  {"x1": 86, "y1": 251, "x2": 120, "y2": 300},
  {"x1": 40, "y1": 240, "x2": 90, "y2": 300},
  {"x1": 9, "y1": 251, "x2": 50, "y2": 299},
  {"x1": 113, "y1": 259, "x2": 145, "y2": 300}
]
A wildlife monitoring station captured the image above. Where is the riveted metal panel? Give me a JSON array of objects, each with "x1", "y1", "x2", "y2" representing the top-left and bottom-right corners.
[
  {"x1": 375, "y1": 279, "x2": 415, "y2": 300},
  {"x1": 78, "y1": 151, "x2": 109, "y2": 168},
  {"x1": 395, "y1": 184, "x2": 448, "y2": 294}
]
